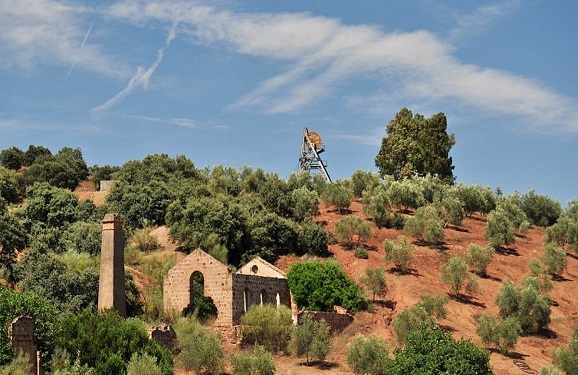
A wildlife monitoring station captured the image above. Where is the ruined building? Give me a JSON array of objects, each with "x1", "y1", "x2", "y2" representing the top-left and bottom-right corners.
[{"x1": 163, "y1": 249, "x2": 292, "y2": 326}]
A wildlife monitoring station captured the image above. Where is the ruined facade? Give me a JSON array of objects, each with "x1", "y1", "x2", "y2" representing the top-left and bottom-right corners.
[
  {"x1": 163, "y1": 249, "x2": 292, "y2": 326},
  {"x1": 8, "y1": 316, "x2": 38, "y2": 374}
]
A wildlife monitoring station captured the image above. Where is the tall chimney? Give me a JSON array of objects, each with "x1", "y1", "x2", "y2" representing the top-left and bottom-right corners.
[{"x1": 98, "y1": 214, "x2": 126, "y2": 317}]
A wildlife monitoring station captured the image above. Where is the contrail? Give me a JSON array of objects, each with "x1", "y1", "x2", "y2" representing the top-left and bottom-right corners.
[
  {"x1": 92, "y1": 24, "x2": 178, "y2": 113},
  {"x1": 68, "y1": 16, "x2": 96, "y2": 76}
]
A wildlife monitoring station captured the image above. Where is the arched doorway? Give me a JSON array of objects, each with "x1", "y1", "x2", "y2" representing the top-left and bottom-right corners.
[{"x1": 183, "y1": 271, "x2": 218, "y2": 321}]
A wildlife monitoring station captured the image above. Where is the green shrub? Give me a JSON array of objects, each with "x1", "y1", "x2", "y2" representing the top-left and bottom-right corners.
[
  {"x1": 355, "y1": 247, "x2": 368, "y2": 259},
  {"x1": 542, "y1": 243, "x2": 567, "y2": 276},
  {"x1": 287, "y1": 260, "x2": 367, "y2": 312},
  {"x1": 521, "y1": 190, "x2": 562, "y2": 227},
  {"x1": 0, "y1": 286, "x2": 59, "y2": 366},
  {"x1": 539, "y1": 365, "x2": 565, "y2": 375},
  {"x1": 414, "y1": 294, "x2": 449, "y2": 319},
  {"x1": 484, "y1": 208, "x2": 516, "y2": 248},
  {"x1": 359, "y1": 268, "x2": 387, "y2": 302},
  {"x1": 322, "y1": 182, "x2": 353, "y2": 213},
  {"x1": 291, "y1": 187, "x2": 319, "y2": 222},
  {"x1": 552, "y1": 328, "x2": 578, "y2": 375},
  {"x1": 127, "y1": 353, "x2": 163, "y2": 375},
  {"x1": 297, "y1": 221, "x2": 329, "y2": 256},
  {"x1": 383, "y1": 236, "x2": 413, "y2": 272},
  {"x1": 440, "y1": 257, "x2": 478, "y2": 299},
  {"x1": 57, "y1": 309, "x2": 172, "y2": 375},
  {"x1": 241, "y1": 305, "x2": 293, "y2": 354},
  {"x1": 387, "y1": 324, "x2": 492, "y2": 375},
  {"x1": 362, "y1": 188, "x2": 391, "y2": 228},
  {"x1": 292, "y1": 316, "x2": 331, "y2": 364},
  {"x1": 0, "y1": 350, "x2": 33, "y2": 375},
  {"x1": 392, "y1": 306, "x2": 433, "y2": 345},
  {"x1": 464, "y1": 243, "x2": 494, "y2": 276},
  {"x1": 174, "y1": 318, "x2": 223, "y2": 375},
  {"x1": 404, "y1": 205, "x2": 444, "y2": 245},
  {"x1": 476, "y1": 314, "x2": 522, "y2": 354},
  {"x1": 231, "y1": 345, "x2": 275, "y2": 375},
  {"x1": 495, "y1": 279, "x2": 551, "y2": 333},
  {"x1": 334, "y1": 216, "x2": 372, "y2": 247},
  {"x1": 347, "y1": 335, "x2": 389, "y2": 375}
]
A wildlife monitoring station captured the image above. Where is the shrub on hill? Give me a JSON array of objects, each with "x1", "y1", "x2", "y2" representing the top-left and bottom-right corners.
[
  {"x1": 57, "y1": 309, "x2": 172, "y2": 375},
  {"x1": 464, "y1": 243, "x2": 495, "y2": 277},
  {"x1": 351, "y1": 170, "x2": 382, "y2": 198},
  {"x1": 552, "y1": 327, "x2": 578, "y2": 375},
  {"x1": 387, "y1": 324, "x2": 492, "y2": 375},
  {"x1": 404, "y1": 205, "x2": 445, "y2": 245},
  {"x1": 387, "y1": 180, "x2": 424, "y2": 212},
  {"x1": 484, "y1": 207, "x2": 516, "y2": 248},
  {"x1": 287, "y1": 260, "x2": 367, "y2": 312},
  {"x1": 173, "y1": 318, "x2": 222, "y2": 375},
  {"x1": 541, "y1": 243, "x2": 567, "y2": 276},
  {"x1": 521, "y1": 190, "x2": 562, "y2": 227},
  {"x1": 292, "y1": 315, "x2": 331, "y2": 364},
  {"x1": 0, "y1": 167, "x2": 19, "y2": 204},
  {"x1": 362, "y1": 187, "x2": 392, "y2": 228},
  {"x1": 334, "y1": 215, "x2": 372, "y2": 247},
  {"x1": 19, "y1": 147, "x2": 88, "y2": 192},
  {"x1": 322, "y1": 182, "x2": 353, "y2": 213},
  {"x1": 347, "y1": 334, "x2": 390, "y2": 375},
  {"x1": 440, "y1": 257, "x2": 479, "y2": 299},
  {"x1": 0, "y1": 147, "x2": 25, "y2": 171},
  {"x1": 495, "y1": 279, "x2": 551, "y2": 333},
  {"x1": 545, "y1": 213, "x2": 578, "y2": 253},
  {"x1": 0, "y1": 286, "x2": 59, "y2": 367},
  {"x1": 383, "y1": 235, "x2": 414, "y2": 272},
  {"x1": 240, "y1": 305, "x2": 293, "y2": 354},
  {"x1": 392, "y1": 295, "x2": 448, "y2": 345},
  {"x1": 476, "y1": 314, "x2": 522, "y2": 354},
  {"x1": 359, "y1": 267, "x2": 387, "y2": 302},
  {"x1": 231, "y1": 345, "x2": 275, "y2": 375}
]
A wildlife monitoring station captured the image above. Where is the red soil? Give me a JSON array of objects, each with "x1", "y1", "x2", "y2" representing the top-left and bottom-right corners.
[{"x1": 273, "y1": 200, "x2": 578, "y2": 375}]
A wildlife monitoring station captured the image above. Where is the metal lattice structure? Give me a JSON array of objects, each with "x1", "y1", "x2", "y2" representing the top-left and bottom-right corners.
[{"x1": 298, "y1": 127, "x2": 332, "y2": 183}]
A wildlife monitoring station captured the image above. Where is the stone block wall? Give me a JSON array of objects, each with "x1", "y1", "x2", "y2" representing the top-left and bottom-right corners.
[
  {"x1": 164, "y1": 249, "x2": 234, "y2": 326},
  {"x1": 297, "y1": 310, "x2": 354, "y2": 334},
  {"x1": 232, "y1": 274, "x2": 292, "y2": 324},
  {"x1": 8, "y1": 316, "x2": 37, "y2": 374}
]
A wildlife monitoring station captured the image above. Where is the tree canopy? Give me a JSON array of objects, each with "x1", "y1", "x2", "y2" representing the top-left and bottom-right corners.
[{"x1": 375, "y1": 108, "x2": 455, "y2": 182}]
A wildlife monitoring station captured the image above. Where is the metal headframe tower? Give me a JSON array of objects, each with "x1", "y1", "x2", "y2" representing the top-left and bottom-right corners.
[{"x1": 298, "y1": 127, "x2": 332, "y2": 183}]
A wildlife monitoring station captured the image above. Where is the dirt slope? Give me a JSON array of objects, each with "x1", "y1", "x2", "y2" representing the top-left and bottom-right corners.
[{"x1": 273, "y1": 201, "x2": 578, "y2": 375}]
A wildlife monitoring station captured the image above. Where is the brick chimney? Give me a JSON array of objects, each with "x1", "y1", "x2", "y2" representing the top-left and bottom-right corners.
[{"x1": 98, "y1": 214, "x2": 126, "y2": 317}]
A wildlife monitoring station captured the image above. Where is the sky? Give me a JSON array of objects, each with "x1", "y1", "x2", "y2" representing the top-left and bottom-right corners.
[{"x1": 1, "y1": 0, "x2": 577, "y2": 206}]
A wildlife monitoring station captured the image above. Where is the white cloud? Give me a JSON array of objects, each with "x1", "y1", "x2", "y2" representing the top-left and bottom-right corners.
[
  {"x1": 102, "y1": 0, "x2": 578, "y2": 133},
  {"x1": 92, "y1": 23, "x2": 177, "y2": 113},
  {"x1": 0, "y1": 0, "x2": 128, "y2": 77},
  {"x1": 127, "y1": 114, "x2": 229, "y2": 130},
  {"x1": 448, "y1": 0, "x2": 523, "y2": 43}
]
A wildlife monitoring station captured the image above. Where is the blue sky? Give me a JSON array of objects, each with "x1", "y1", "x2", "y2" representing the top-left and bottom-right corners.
[{"x1": 1, "y1": 0, "x2": 577, "y2": 205}]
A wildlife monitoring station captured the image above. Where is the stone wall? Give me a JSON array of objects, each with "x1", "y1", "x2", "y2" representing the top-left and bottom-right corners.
[
  {"x1": 164, "y1": 249, "x2": 292, "y2": 327},
  {"x1": 164, "y1": 249, "x2": 234, "y2": 326},
  {"x1": 8, "y1": 316, "x2": 37, "y2": 374},
  {"x1": 232, "y1": 274, "x2": 292, "y2": 325},
  {"x1": 297, "y1": 309, "x2": 354, "y2": 334},
  {"x1": 148, "y1": 324, "x2": 177, "y2": 352}
]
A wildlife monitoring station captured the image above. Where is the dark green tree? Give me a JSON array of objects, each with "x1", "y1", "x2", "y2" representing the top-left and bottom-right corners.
[
  {"x1": 387, "y1": 324, "x2": 492, "y2": 375},
  {"x1": 287, "y1": 260, "x2": 367, "y2": 312},
  {"x1": 0, "y1": 286, "x2": 60, "y2": 366},
  {"x1": 22, "y1": 145, "x2": 52, "y2": 166},
  {"x1": 0, "y1": 147, "x2": 24, "y2": 171},
  {"x1": 375, "y1": 108, "x2": 455, "y2": 182},
  {"x1": 57, "y1": 309, "x2": 172, "y2": 375},
  {"x1": 0, "y1": 209, "x2": 27, "y2": 274}
]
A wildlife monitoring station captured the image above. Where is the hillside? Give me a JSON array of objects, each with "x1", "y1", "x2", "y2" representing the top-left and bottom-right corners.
[
  {"x1": 272, "y1": 200, "x2": 578, "y2": 375},
  {"x1": 72, "y1": 184, "x2": 578, "y2": 374}
]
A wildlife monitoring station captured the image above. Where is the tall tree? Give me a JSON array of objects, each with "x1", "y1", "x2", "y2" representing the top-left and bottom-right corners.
[{"x1": 375, "y1": 108, "x2": 455, "y2": 182}]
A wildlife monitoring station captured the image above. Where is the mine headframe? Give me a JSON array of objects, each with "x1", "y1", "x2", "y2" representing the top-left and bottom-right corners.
[{"x1": 298, "y1": 127, "x2": 332, "y2": 183}]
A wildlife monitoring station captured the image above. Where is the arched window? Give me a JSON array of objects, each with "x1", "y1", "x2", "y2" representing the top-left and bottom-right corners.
[{"x1": 244, "y1": 288, "x2": 251, "y2": 312}]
